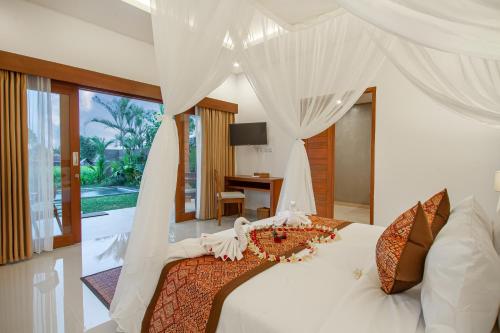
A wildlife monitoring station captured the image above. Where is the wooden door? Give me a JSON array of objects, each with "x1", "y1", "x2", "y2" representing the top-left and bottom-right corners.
[
  {"x1": 305, "y1": 127, "x2": 334, "y2": 218},
  {"x1": 51, "y1": 81, "x2": 81, "y2": 247},
  {"x1": 175, "y1": 108, "x2": 197, "y2": 222}
]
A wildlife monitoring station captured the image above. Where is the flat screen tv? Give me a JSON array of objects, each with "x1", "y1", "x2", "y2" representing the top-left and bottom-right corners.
[{"x1": 229, "y1": 122, "x2": 267, "y2": 146}]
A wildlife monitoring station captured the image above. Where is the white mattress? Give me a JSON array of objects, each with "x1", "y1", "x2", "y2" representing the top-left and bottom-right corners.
[{"x1": 215, "y1": 220, "x2": 423, "y2": 333}]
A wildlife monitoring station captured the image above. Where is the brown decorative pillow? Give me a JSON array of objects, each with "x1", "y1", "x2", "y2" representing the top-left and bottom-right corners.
[
  {"x1": 376, "y1": 202, "x2": 433, "y2": 294},
  {"x1": 422, "y1": 189, "x2": 450, "y2": 238}
]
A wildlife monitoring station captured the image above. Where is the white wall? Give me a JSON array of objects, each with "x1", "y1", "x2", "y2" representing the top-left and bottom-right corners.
[
  {"x1": 373, "y1": 61, "x2": 500, "y2": 226},
  {"x1": 0, "y1": 0, "x2": 158, "y2": 85},
  {"x1": 217, "y1": 62, "x2": 500, "y2": 224},
  {"x1": 210, "y1": 74, "x2": 295, "y2": 210}
]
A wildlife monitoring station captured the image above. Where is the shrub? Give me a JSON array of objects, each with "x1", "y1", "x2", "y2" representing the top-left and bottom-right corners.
[
  {"x1": 80, "y1": 166, "x2": 99, "y2": 185},
  {"x1": 53, "y1": 166, "x2": 61, "y2": 189},
  {"x1": 80, "y1": 136, "x2": 97, "y2": 162}
]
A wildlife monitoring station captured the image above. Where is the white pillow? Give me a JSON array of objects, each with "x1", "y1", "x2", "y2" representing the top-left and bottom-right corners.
[{"x1": 421, "y1": 196, "x2": 500, "y2": 333}]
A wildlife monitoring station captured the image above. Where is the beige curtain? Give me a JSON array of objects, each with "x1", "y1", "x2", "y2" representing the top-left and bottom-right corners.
[
  {"x1": 198, "y1": 108, "x2": 235, "y2": 219},
  {"x1": 0, "y1": 70, "x2": 31, "y2": 264}
]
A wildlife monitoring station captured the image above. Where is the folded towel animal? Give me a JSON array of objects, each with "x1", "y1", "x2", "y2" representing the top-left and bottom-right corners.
[
  {"x1": 275, "y1": 201, "x2": 311, "y2": 226},
  {"x1": 201, "y1": 217, "x2": 250, "y2": 261}
]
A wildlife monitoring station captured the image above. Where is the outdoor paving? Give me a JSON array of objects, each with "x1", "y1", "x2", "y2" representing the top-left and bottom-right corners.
[{"x1": 82, "y1": 207, "x2": 258, "y2": 242}]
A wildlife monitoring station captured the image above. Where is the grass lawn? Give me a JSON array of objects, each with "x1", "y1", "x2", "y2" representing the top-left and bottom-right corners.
[{"x1": 81, "y1": 193, "x2": 138, "y2": 214}]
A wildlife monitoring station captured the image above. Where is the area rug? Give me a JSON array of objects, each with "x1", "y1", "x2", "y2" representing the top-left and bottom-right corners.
[{"x1": 81, "y1": 266, "x2": 122, "y2": 309}]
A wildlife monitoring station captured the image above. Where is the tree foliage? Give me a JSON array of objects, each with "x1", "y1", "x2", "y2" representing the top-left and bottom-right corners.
[
  {"x1": 80, "y1": 135, "x2": 98, "y2": 162},
  {"x1": 83, "y1": 96, "x2": 163, "y2": 186}
]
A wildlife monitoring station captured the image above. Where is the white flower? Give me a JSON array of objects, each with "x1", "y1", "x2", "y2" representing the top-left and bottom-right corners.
[{"x1": 353, "y1": 268, "x2": 363, "y2": 280}]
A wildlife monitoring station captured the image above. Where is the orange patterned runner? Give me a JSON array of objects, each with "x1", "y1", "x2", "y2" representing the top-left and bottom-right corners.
[{"x1": 142, "y1": 216, "x2": 351, "y2": 333}]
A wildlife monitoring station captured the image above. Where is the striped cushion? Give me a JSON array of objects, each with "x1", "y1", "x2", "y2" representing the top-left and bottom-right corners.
[{"x1": 219, "y1": 191, "x2": 245, "y2": 199}]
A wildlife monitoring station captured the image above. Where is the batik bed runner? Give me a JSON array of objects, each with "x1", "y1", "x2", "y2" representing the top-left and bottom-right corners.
[{"x1": 142, "y1": 216, "x2": 351, "y2": 333}]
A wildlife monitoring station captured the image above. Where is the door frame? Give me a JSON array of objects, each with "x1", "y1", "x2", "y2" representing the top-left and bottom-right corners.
[
  {"x1": 307, "y1": 87, "x2": 376, "y2": 225},
  {"x1": 52, "y1": 81, "x2": 82, "y2": 248},
  {"x1": 367, "y1": 86, "x2": 376, "y2": 225},
  {"x1": 175, "y1": 108, "x2": 197, "y2": 222},
  {"x1": 336, "y1": 86, "x2": 376, "y2": 225}
]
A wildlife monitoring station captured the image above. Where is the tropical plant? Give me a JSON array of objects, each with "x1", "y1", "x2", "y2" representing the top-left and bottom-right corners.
[
  {"x1": 88, "y1": 96, "x2": 163, "y2": 186},
  {"x1": 89, "y1": 96, "x2": 133, "y2": 149},
  {"x1": 110, "y1": 154, "x2": 143, "y2": 185},
  {"x1": 90, "y1": 96, "x2": 162, "y2": 150},
  {"x1": 80, "y1": 135, "x2": 97, "y2": 163},
  {"x1": 144, "y1": 108, "x2": 163, "y2": 150},
  {"x1": 80, "y1": 166, "x2": 99, "y2": 185},
  {"x1": 90, "y1": 137, "x2": 113, "y2": 184}
]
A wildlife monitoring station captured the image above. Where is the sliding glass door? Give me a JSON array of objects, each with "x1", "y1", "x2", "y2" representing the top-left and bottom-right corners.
[
  {"x1": 50, "y1": 83, "x2": 165, "y2": 246},
  {"x1": 51, "y1": 82, "x2": 81, "y2": 247},
  {"x1": 78, "y1": 89, "x2": 162, "y2": 240},
  {"x1": 175, "y1": 109, "x2": 199, "y2": 222}
]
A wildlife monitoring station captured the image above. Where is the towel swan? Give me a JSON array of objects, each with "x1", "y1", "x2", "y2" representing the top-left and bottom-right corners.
[
  {"x1": 200, "y1": 217, "x2": 250, "y2": 261},
  {"x1": 275, "y1": 201, "x2": 311, "y2": 226}
]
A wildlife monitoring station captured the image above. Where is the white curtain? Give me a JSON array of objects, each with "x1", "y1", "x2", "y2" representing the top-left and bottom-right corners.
[
  {"x1": 110, "y1": 1, "x2": 500, "y2": 332},
  {"x1": 335, "y1": 0, "x2": 500, "y2": 60},
  {"x1": 27, "y1": 76, "x2": 54, "y2": 254},
  {"x1": 235, "y1": 11, "x2": 387, "y2": 214},
  {"x1": 337, "y1": 0, "x2": 500, "y2": 127},
  {"x1": 377, "y1": 37, "x2": 500, "y2": 126},
  {"x1": 109, "y1": 1, "x2": 249, "y2": 332},
  {"x1": 195, "y1": 109, "x2": 202, "y2": 219}
]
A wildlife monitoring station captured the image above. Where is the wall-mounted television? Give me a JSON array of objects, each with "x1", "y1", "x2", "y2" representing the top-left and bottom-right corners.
[{"x1": 229, "y1": 122, "x2": 267, "y2": 146}]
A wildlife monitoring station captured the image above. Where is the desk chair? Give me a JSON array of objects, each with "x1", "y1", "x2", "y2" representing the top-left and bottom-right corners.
[{"x1": 214, "y1": 169, "x2": 245, "y2": 225}]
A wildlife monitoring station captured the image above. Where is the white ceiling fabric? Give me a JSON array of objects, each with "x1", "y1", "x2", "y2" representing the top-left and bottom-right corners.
[
  {"x1": 336, "y1": 0, "x2": 500, "y2": 126},
  {"x1": 109, "y1": 1, "x2": 249, "y2": 331},
  {"x1": 377, "y1": 37, "x2": 500, "y2": 126},
  {"x1": 109, "y1": 1, "x2": 500, "y2": 331},
  {"x1": 335, "y1": 0, "x2": 500, "y2": 60},
  {"x1": 235, "y1": 11, "x2": 388, "y2": 214}
]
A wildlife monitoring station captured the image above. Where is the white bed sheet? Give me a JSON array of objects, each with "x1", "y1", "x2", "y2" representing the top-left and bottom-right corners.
[{"x1": 214, "y1": 220, "x2": 423, "y2": 333}]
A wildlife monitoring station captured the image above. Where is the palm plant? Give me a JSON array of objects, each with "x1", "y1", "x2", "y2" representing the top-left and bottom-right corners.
[
  {"x1": 88, "y1": 96, "x2": 163, "y2": 186},
  {"x1": 110, "y1": 154, "x2": 143, "y2": 185},
  {"x1": 145, "y1": 105, "x2": 164, "y2": 149},
  {"x1": 89, "y1": 96, "x2": 136, "y2": 149},
  {"x1": 90, "y1": 137, "x2": 113, "y2": 184}
]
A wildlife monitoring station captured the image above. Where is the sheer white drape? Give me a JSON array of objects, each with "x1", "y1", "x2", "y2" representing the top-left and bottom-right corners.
[
  {"x1": 110, "y1": 1, "x2": 500, "y2": 331},
  {"x1": 377, "y1": 37, "x2": 500, "y2": 126},
  {"x1": 235, "y1": 12, "x2": 387, "y2": 214},
  {"x1": 336, "y1": 0, "x2": 500, "y2": 126},
  {"x1": 195, "y1": 109, "x2": 202, "y2": 219},
  {"x1": 27, "y1": 76, "x2": 54, "y2": 254},
  {"x1": 336, "y1": 0, "x2": 500, "y2": 60},
  {"x1": 109, "y1": 1, "x2": 248, "y2": 331}
]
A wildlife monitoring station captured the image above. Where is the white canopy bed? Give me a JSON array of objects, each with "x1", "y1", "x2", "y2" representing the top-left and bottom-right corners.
[
  {"x1": 108, "y1": 1, "x2": 500, "y2": 332},
  {"x1": 216, "y1": 221, "x2": 423, "y2": 333}
]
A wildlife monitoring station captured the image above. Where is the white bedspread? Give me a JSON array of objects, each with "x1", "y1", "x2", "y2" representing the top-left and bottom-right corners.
[{"x1": 213, "y1": 220, "x2": 422, "y2": 333}]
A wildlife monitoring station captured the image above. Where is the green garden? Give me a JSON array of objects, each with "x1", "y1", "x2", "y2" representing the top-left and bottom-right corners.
[{"x1": 55, "y1": 95, "x2": 163, "y2": 214}]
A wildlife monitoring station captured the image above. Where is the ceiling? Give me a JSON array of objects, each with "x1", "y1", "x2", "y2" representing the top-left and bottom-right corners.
[
  {"x1": 25, "y1": 0, "x2": 340, "y2": 45},
  {"x1": 26, "y1": 0, "x2": 154, "y2": 43},
  {"x1": 255, "y1": 0, "x2": 339, "y2": 25}
]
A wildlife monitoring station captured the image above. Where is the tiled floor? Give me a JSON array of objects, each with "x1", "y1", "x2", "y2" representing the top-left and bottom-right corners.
[
  {"x1": 0, "y1": 209, "x2": 255, "y2": 333},
  {"x1": 0, "y1": 205, "x2": 368, "y2": 333},
  {"x1": 334, "y1": 202, "x2": 370, "y2": 224}
]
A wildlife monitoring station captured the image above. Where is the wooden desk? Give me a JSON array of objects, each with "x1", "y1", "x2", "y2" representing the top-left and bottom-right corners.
[{"x1": 224, "y1": 175, "x2": 283, "y2": 216}]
